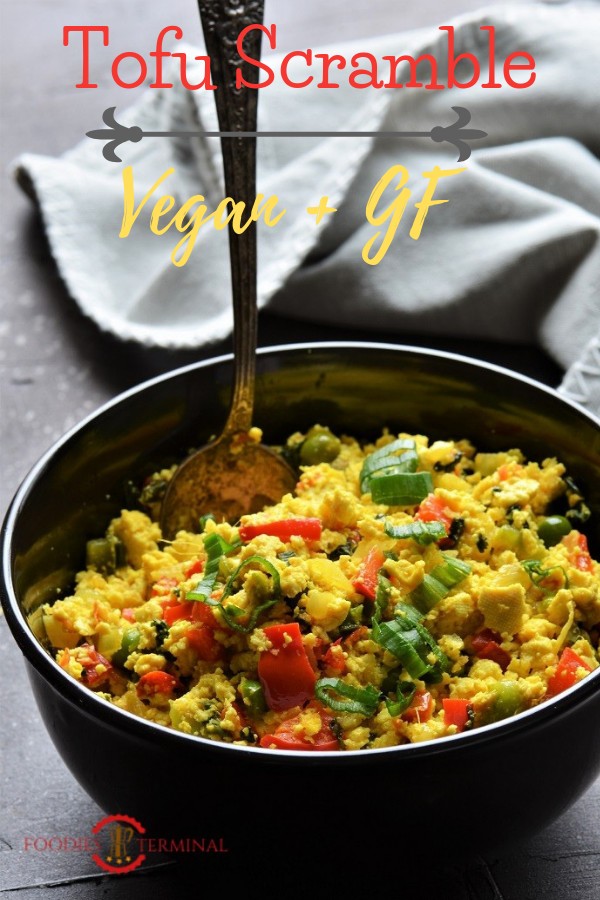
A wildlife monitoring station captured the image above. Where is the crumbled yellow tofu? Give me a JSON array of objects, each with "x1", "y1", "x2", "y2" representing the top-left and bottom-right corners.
[
  {"x1": 478, "y1": 583, "x2": 528, "y2": 636},
  {"x1": 41, "y1": 426, "x2": 599, "y2": 753}
]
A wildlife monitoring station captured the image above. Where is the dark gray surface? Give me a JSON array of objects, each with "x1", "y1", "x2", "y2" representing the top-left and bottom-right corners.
[{"x1": 1, "y1": 0, "x2": 598, "y2": 895}]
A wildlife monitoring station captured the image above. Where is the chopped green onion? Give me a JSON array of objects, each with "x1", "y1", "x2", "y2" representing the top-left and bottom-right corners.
[
  {"x1": 204, "y1": 532, "x2": 240, "y2": 560},
  {"x1": 384, "y1": 520, "x2": 447, "y2": 544},
  {"x1": 199, "y1": 513, "x2": 216, "y2": 531},
  {"x1": 373, "y1": 613, "x2": 449, "y2": 683},
  {"x1": 220, "y1": 603, "x2": 245, "y2": 619},
  {"x1": 394, "y1": 602, "x2": 424, "y2": 628},
  {"x1": 186, "y1": 532, "x2": 278, "y2": 632},
  {"x1": 186, "y1": 533, "x2": 240, "y2": 603},
  {"x1": 372, "y1": 574, "x2": 392, "y2": 625},
  {"x1": 315, "y1": 678, "x2": 380, "y2": 716},
  {"x1": 370, "y1": 472, "x2": 433, "y2": 506},
  {"x1": 411, "y1": 575, "x2": 448, "y2": 613},
  {"x1": 201, "y1": 555, "x2": 281, "y2": 633},
  {"x1": 522, "y1": 559, "x2": 569, "y2": 592},
  {"x1": 430, "y1": 555, "x2": 471, "y2": 589},
  {"x1": 411, "y1": 555, "x2": 471, "y2": 612},
  {"x1": 360, "y1": 439, "x2": 418, "y2": 492},
  {"x1": 385, "y1": 680, "x2": 417, "y2": 716},
  {"x1": 365, "y1": 439, "x2": 417, "y2": 464},
  {"x1": 186, "y1": 573, "x2": 218, "y2": 603},
  {"x1": 413, "y1": 622, "x2": 449, "y2": 683},
  {"x1": 372, "y1": 620, "x2": 431, "y2": 679}
]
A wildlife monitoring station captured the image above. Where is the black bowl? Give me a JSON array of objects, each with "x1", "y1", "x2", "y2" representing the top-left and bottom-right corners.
[{"x1": 2, "y1": 343, "x2": 600, "y2": 860}]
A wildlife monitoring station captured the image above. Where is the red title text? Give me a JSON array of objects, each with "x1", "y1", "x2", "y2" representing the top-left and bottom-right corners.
[{"x1": 63, "y1": 24, "x2": 536, "y2": 92}]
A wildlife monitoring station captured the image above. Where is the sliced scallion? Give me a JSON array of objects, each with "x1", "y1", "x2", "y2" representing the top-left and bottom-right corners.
[
  {"x1": 432, "y1": 556, "x2": 471, "y2": 588},
  {"x1": 370, "y1": 472, "x2": 433, "y2": 506},
  {"x1": 200, "y1": 555, "x2": 281, "y2": 633},
  {"x1": 315, "y1": 678, "x2": 380, "y2": 716},
  {"x1": 367, "y1": 438, "x2": 418, "y2": 460},
  {"x1": 384, "y1": 520, "x2": 447, "y2": 544},
  {"x1": 360, "y1": 440, "x2": 418, "y2": 493},
  {"x1": 385, "y1": 680, "x2": 416, "y2": 716},
  {"x1": 411, "y1": 554, "x2": 471, "y2": 613},
  {"x1": 394, "y1": 602, "x2": 424, "y2": 628},
  {"x1": 372, "y1": 619, "x2": 431, "y2": 679},
  {"x1": 413, "y1": 622, "x2": 449, "y2": 683},
  {"x1": 372, "y1": 612, "x2": 449, "y2": 683},
  {"x1": 372, "y1": 573, "x2": 392, "y2": 625},
  {"x1": 522, "y1": 559, "x2": 569, "y2": 592},
  {"x1": 199, "y1": 513, "x2": 216, "y2": 531},
  {"x1": 186, "y1": 533, "x2": 240, "y2": 603},
  {"x1": 410, "y1": 575, "x2": 447, "y2": 612}
]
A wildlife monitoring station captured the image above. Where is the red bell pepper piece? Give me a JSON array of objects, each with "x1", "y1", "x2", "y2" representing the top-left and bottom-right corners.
[
  {"x1": 547, "y1": 646, "x2": 592, "y2": 697},
  {"x1": 239, "y1": 518, "x2": 322, "y2": 543},
  {"x1": 259, "y1": 704, "x2": 339, "y2": 751},
  {"x1": 190, "y1": 602, "x2": 220, "y2": 627},
  {"x1": 161, "y1": 599, "x2": 220, "y2": 628},
  {"x1": 415, "y1": 494, "x2": 453, "y2": 531},
  {"x1": 136, "y1": 670, "x2": 180, "y2": 698},
  {"x1": 184, "y1": 559, "x2": 204, "y2": 579},
  {"x1": 471, "y1": 628, "x2": 511, "y2": 671},
  {"x1": 78, "y1": 644, "x2": 113, "y2": 688},
  {"x1": 322, "y1": 638, "x2": 346, "y2": 674},
  {"x1": 401, "y1": 690, "x2": 434, "y2": 723},
  {"x1": 230, "y1": 700, "x2": 249, "y2": 731},
  {"x1": 343, "y1": 625, "x2": 369, "y2": 647},
  {"x1": 352, "y1": 547, "x2": 386, "y2": 600},
  {"x1": 562, "y1": 532, "x2": 593, "y2": 572},
  {"x1": 443, "y1": 697, "x2": 471, "y2": 732},
  {"x1": 162, "y1": 602, "x2": 192, "y2": 626},
  {"x1": 310, "y1": 637, "x2": 327, "y2": 663},
  {"x1": 186, "y1": 625, "x2": 222, "y2": 661},
  {"x1": 258, "y1": 623, "x2": 317, "y2": 711}
]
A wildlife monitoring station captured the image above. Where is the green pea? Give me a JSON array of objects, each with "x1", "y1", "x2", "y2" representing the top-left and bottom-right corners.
[
  {"x1": 300, "y1": 431, "x2": 341, "y2": 466},
  {"x1": 538, "y1": 515, "x2": 571, "y2": 547},
  {"x1": 492, "y1": 525, "x2": 521, "y2": 552}
]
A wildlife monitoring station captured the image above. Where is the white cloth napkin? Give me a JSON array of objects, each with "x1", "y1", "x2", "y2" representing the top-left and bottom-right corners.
[{"x1": 14, "y1": 2, "x2": 600, "y2": 415}]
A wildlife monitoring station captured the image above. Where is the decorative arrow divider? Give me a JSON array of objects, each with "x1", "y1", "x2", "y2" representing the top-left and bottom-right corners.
[{"x1": 87, "y1": 105, "x2": 487, "y2": 163}]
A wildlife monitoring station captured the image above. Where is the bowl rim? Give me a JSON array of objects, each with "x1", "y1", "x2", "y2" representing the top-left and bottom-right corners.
[{"x1": 2, "y1": 340, "x2": 600, "y2": 762}]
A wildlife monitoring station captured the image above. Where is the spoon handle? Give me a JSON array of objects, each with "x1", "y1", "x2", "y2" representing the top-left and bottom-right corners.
[{"x1": 197, "y1": 0, "x2": 265, "y2": 436}]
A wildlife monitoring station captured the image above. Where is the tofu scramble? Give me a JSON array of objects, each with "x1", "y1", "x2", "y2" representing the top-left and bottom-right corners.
[{"x1": 43, "y1": 427, "x2": 599, "y2": 751}]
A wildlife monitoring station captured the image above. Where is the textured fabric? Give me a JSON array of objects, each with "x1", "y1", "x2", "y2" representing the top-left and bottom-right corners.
[{"x1": 14, "y1": 2, "x2": 600, "y2": 415}]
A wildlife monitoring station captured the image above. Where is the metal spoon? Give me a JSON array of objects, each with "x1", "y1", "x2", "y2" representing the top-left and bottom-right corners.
[{"x1": 160, "y1": 0, "x2": 296, "y2": 539}]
